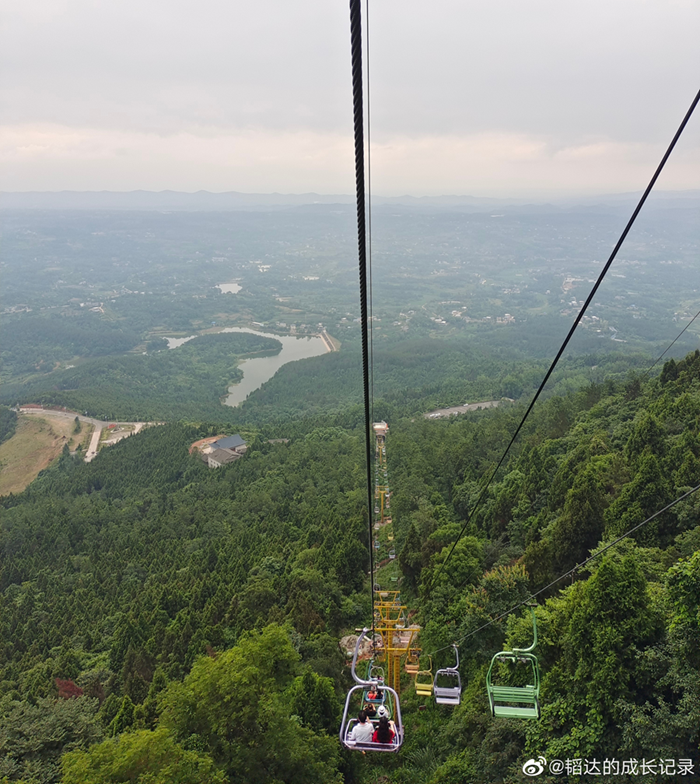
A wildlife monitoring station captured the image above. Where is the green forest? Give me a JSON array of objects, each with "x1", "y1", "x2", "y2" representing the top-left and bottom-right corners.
[
  {"x1": 0, "y1": 406, "x2": 18, "y2": 445},
  {"x1": 0, "y1": 329, "x2": 650, "y2": 427},
  {"x1": 0, "y1": 332, "x2": 281, "y2": 422},
  {"x1": 1, "y1": 350, "x2": 699, "y2": 783},
  {"x1": 0, "y1": 313, "x2": 142, "y2": 380}
]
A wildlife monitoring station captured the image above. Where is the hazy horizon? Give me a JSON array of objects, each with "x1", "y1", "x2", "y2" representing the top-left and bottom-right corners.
[
  {"x1": 2, "y1": 0, "x2": 698, "y2": 196},
  {"x1": 0, "y1": 187, "x2": 700, "y2": 208}
]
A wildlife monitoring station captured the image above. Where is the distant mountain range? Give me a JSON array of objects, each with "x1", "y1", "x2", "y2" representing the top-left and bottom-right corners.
[{"x1": 1, "y1": 189, "x2": 698, "y2": 212}]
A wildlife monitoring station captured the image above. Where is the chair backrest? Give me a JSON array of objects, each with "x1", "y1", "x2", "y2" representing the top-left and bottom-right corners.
[
  {"x1": 415, "y1": 677, "x2": 434, "y2": 697},
  {"x1": 343, "y1": 717, "x2": 402, "y2": 752},
  {"x1": 433, "y1": 644, "x2": 461, "y2": 704},
  {"x1": 434, "y1": 668, "x2": 461, "y2": 705},
  {"x1": 486, "y1": 651, "x2": 540, "y2": 720},
  {"x1": 340, "y1": 628, "x2": 405, "y2": 752},
  {"x1": 414, "y1": 655, "x2": 433, "y2": 696},
  {"x1": 340, "y1": 684, "x2": 404, "y2": 752},
  {"x1": 404, "y1": 647, "x2": 420, "y2": 674}
]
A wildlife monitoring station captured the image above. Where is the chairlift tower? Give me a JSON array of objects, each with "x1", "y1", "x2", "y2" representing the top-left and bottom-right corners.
[
  {"x1": 373, "y1": 589, "x2": 420, "y2": 694},
  {"x1": 373, "y1": 421, "x2": 388, "y2": 467},
  {"x1": 373, "y1": 422, "x2": 391, "y2": 526},
  {"x1": 375, "y1": 484, "x2": 390, "y2": 524}
]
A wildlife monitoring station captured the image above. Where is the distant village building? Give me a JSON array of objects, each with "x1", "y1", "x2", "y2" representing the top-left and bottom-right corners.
[
  {"x1": 213, "y1": 434, "x2": 247, "y2": 452},
  {"x1": 201, "y1": 434, "x2": 248, "y2": 468},
  {"x1": 208, "y1": 449, "x2": 241, "y2": 469}
]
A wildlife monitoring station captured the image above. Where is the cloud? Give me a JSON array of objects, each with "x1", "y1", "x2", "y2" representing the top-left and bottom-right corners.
[
  {"x1": 0, "y1": 124, "x2": 355, "y2": 192},
  {"x1": 1, "y1": 0, "x2": 698, "y2": 193},
  {"x1": 369, "y1": 133, "x2": 700, "y2": 196},
  {"x1": 3, "y1": 123, "x2": 697, "y2": 196}
]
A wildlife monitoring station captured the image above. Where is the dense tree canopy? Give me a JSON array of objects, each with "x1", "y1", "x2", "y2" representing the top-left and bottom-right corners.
[{"x1": 1, "y1": 352, "x2": 700, "y2": 782}]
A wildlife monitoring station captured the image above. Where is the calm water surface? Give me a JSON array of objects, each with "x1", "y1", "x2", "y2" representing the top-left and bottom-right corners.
[
  {"x1": 164, "y1": 328, "x2": 329, "y2": 407},
  {"x1": 216, "y1": 282, "x2": 242, "y2": 294},
  {"x1": 165, "y1": 336, "x2": 196, "y2": 349}
]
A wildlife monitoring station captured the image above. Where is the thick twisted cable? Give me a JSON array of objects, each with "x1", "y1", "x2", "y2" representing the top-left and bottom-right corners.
[{"x1": 350, "y1": 0, "x2": 375, "y2": 635}]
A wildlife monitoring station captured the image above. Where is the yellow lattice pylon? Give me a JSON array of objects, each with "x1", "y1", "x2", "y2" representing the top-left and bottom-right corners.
[{"x1": 373, "y1": 591, "x2": 420, "y2": 695}]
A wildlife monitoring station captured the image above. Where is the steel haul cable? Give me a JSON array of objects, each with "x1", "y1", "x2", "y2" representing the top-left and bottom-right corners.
[
  {"x1": 365, "y1": 0, "x2": 375, "y2": 433},
  {"x1": 349, "y1": 0, "x2": 376, "y2": 640},
  {"x1": 642, "y1": 307, "x2": 700, "y2": 380},
  {"x1": 426, "y1": 482, "x2": 700, "y2": 659},
  {"x1": 432, "y1": 85, "x2": 700, "y2": 588}
]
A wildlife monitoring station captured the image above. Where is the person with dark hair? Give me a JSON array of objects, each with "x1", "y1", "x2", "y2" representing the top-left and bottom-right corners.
[
  {"x1": 376, "y1": 704, "x2": 397, "y2": 737},
  {"x1": 363, "y1": 701, "x2": 377, "y2": 719},
  {"x1": 349, "y1": 709, "x2": 374, "y2": 743},
  {"x1": 372, "y1": 715, "x2": 395, "y2": 744}
]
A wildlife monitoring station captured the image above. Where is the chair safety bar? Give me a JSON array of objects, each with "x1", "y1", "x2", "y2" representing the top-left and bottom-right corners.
[
  {"x1": 434, "y1": 644, "x2": 461, "y2": 705},
  {"x1": 340, "y1": 628, "x2": 404, "y2": 751},
  {"x1": 340, "y1": 684, "x2": 404, "y2": 752}
]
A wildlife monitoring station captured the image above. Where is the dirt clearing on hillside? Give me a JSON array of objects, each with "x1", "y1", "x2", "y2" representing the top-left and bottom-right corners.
[{"x1": 0, "y1": 414, "x2": 91, "y2": 496}]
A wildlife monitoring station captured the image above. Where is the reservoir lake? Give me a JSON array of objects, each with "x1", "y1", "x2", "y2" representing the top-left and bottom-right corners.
[
  {"x1": 216, "y1": 283, "x2": 242, "y2": 294},
  {"x1": 164, "y1": 328, "x2": 330, "y2": 407}
]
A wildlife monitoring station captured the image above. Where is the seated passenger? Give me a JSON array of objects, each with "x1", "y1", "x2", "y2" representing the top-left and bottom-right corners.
[
  {"x1": 376, "y1": 704, "x2": 397, "y2": 736},
  {"x1": 349, "y1": 710, "x2": 374, "y2": 743},
  {"x1": 372, "y1": 715, "x2": 395, "y2": 744},
  {"x1": 366, "y1": 685, "x2": 382, "y2": 701},
  {"x1": 363, "y1": 702, "x2": 377, "y2": 719}
]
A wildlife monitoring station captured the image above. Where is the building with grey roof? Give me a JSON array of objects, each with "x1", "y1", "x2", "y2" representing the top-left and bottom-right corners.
[
  {"x1": 208, "y1": 449, "x2": 241, "y2": 469},
  {"x1": 213, "y1": 434, "x2": 247, "y2": 452}
]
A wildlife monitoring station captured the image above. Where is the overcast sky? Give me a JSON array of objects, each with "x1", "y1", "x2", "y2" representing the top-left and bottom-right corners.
[{"x1": 2, "y1": 0, "x2": 699, "y2": 196}]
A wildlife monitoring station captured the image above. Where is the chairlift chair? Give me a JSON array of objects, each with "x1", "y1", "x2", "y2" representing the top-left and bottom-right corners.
[
  {"x1": 404, "y1": 648, "x2": 420, "y2": 675},
  {"x1": 486, "y1": 604, "x2": 541, "y2": 719},
  {"x1": 363, "y1": 687, "x2": 387, "y2": 705},
  {"x1": 434, "y1": 644, "x2": 462, "y2": 706},
  {"x1": 340, "y1": 629, "x2": 404, "y2": 752},
  {"x1": 368, "y1": 661, "x2": 385, "y2": 684},
  {"x1": 415, "y1": 655, "x2": 434, "y2": 697},
  {"x1": 363, "y1": 660, "x2": 386, "y2": 703}
]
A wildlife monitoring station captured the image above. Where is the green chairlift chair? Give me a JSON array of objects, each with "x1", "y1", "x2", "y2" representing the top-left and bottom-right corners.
[
  {"x1": 368, "y1": 660, "x2": 385, "y2": 685},
  {"x1": 486, "y1": 604, "x2": 541, "y2": 719}
]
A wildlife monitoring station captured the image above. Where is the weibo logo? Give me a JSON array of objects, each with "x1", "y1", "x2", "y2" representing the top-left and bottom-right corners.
[{"x1": 522, "y1": 757, "x2": 546, "y2": 776}]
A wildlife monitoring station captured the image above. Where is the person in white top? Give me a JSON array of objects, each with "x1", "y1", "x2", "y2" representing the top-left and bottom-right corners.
[{"x1": 349, "y1": 710, "x2": 374, "y2": 743}]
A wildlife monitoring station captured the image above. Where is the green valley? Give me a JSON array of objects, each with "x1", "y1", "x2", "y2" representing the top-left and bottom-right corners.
[
  {"x1": 2, "y1": 353, "x2": 700, "y2": 781},
  {"x1": 1, "y1": 200, "x2": 699, "y2": 783}
]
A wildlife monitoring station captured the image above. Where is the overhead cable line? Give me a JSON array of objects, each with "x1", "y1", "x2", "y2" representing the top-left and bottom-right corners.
[
  {"x1": 431, "y1": 85, "x2": 700, "y2": 588},
  {"x1": 349, "y1": 0, "x2": 376, "y2": 637},
  {"x1": 426, "y1": 481, "x2": 700, "y2": 659},
  {"x1": 642, "y1": 307, "x2": 700, "y2": 380},
  {"x1": 365, "y1": 0, "x2": 375, "y2": 431}
]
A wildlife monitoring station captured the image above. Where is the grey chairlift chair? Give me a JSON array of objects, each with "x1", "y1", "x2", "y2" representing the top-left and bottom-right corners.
[
  {"x1": 339, "y1": 628, "x2": 404, "y2": 752},
  {"x1": 433, "y1": 644, "x2": 462, "y2": 706}
]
